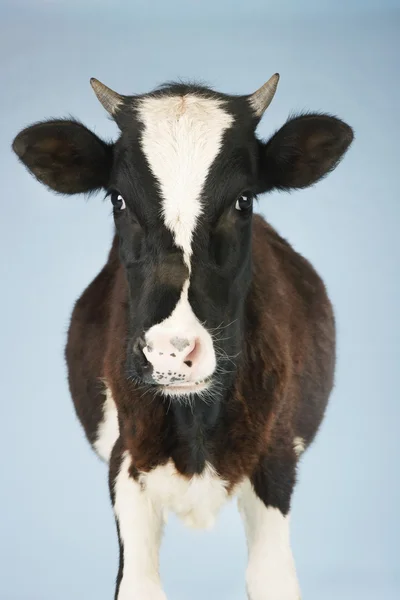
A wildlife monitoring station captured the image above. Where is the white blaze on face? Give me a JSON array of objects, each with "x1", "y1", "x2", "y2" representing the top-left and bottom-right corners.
[
  {"x1": 137, "y1": 93, "x2": 233, "y2": 269},
  {"x1": 137, "y1": 94, "x2": 234, "y2": 387}
]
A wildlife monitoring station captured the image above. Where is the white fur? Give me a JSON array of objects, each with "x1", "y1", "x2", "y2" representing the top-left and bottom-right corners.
[
  {"x1": 293, "y1": 436, "x2": 305, "y2": 457},
  {"x1": 138, "y1": 93, "x2": 233, "y2": 269},
  {"x1": 113, "y1": 452, "x2": 166, "y2": 600},
  {"x1": 144, "y1": 280, "x2": 216, "y2": 387},
  {"x1": 138, "y1": 92, "x2": 232, "y2": 387},
  {"x1": 238, "y1": 480, "x2": 301, "y2": 600},
  {"x1": 113, "y1": 452, "x2": 232, "y2": 598},
  {"x1": 93, "y1": 386, "x2": 119, "y2": 462},
  {"x1": 141, "y1": 460, "x2": 229, "y2": 530}
]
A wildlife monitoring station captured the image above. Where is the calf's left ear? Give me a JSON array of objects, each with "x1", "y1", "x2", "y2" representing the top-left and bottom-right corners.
[
  {"x1": 257, "y1": 113, "x2": 354, "y2": 192},
  {"x1": 12, "y1": 119, "x2": 113, "y2": 194}
]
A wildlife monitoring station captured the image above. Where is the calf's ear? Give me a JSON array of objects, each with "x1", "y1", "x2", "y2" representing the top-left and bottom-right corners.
[
  {"x1": 257, "y1": 113, "x2": 354, "y2": 192},
  {"x1": 12, "y1": 119, "x2": 113, "y2": 194}
]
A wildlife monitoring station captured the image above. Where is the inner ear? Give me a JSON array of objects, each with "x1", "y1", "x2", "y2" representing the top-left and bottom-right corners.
[{"x1": 12, "y1": 119, "x2": 113, "y2": 194}]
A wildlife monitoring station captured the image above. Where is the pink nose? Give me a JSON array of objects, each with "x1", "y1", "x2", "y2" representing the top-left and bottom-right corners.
[{"x1": 142, "y1": 333, "x2": 199, "y2": 384}]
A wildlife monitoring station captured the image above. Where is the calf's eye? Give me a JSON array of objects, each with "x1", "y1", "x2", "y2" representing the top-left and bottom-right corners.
[
  {"x1": 235, "y1": 193, "x2": 253, "y2": 212},
  {"x1": 111, "y1": 192, "x2": 126, "y2": 211}
]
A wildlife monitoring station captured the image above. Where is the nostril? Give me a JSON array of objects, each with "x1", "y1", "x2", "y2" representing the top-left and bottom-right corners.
[
  {"x1": 135, "y1": 336, "x2": 146, "y2": 352},
  {"x1": 183, "y1": 339, "x2": 200, "y2": 368},
  {"x1": 133, "y1": 337, "x2": 150, "y2": 368}
]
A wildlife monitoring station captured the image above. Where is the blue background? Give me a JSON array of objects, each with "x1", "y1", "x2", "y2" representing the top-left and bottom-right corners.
[{"x1": 1, "y1": 1, "x2": 399, "y2": 599}]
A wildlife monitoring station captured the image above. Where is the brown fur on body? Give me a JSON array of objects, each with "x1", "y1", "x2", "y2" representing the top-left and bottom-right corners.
[{"x1": 66, "y1": 213, "x2": 334, "y2": 498}]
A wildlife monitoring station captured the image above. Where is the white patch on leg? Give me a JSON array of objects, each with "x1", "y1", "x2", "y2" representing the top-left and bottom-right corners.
[
  {"x1": 113, "y1": 452, "x2": 167, "y2": 600},
  {"x1": 93, "y1": 386, "x2": 119, "y2": 462},
  {"x1": 238, "y1": 479, "x2": 301, "y2": 600},
  {"x1": 138, "y1": 93, "x2": 233, "y2": 269},
  {"x1": 293, "y1": 436, "x2": 305, "y2": 457}
]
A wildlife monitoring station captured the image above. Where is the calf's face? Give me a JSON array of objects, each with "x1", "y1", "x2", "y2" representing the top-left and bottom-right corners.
[{"x1": 12, "y1": 75, "x2": 353, "y2": 399}]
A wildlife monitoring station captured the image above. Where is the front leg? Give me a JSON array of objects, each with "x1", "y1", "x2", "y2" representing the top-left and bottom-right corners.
[
  {"x1": 238, "y1": 450, "x2": 301, "y2": 600},
  {"x1": 109, "y1": 440, "x2": 167, "y2": 600}
]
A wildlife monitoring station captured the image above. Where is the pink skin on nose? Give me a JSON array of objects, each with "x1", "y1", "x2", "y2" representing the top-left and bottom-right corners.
[{"x1": 142, "y1": 334, "x2": 201, "y2": 385}]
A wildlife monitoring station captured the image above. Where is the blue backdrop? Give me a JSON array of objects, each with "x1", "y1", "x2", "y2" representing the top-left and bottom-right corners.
[{"x1": 1, "y1": 1, "x2": 399, "y2": 599}]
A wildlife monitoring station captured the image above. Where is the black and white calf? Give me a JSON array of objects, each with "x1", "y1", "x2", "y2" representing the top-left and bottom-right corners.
[{"x1": 12, "y1": 73, "x2": 353, "y2": 599}]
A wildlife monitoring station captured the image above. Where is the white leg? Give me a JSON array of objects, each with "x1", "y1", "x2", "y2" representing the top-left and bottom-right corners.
[
  {"x1": 113, "y1": 451, "x2": 167, "y2": 600},
  {"x1": 238, "y1": 479, "x2": 301, "y2": 600}
]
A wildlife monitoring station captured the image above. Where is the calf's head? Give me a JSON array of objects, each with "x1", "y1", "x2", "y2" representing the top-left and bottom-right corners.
[{"x1": 12, "y1": 75, "x2": 353, "y2": 398}]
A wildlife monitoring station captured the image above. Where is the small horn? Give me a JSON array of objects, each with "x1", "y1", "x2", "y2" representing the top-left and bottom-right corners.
[
  {"x1": 249, "y1": 73, "x2": 280, "y2": 118},
  {"x1": 90, "y1": 78, "x2": 124, "y2": 116}
]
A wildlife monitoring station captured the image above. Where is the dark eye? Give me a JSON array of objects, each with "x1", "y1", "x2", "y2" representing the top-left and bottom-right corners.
[
  {"x1": 110, "y1": 191, "x2": 126, "y2": 211},
  {"x1": 235, "y1": 193, "x2": 253, "y2": 212}
]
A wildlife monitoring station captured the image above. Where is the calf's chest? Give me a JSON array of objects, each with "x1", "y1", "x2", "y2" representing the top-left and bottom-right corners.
[{"x1": 139, "y1": 460, "x2": 236, "y2": 529}]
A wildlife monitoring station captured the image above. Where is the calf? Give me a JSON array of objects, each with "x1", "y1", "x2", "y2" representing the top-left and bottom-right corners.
[{"x1": 13, "y1": 74, "x2": 353, "y2": 600}]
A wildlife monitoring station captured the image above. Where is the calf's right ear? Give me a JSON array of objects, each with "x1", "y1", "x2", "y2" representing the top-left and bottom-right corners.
[{"x1": 12, "y1": 119, "x2": 113, "y2": 194}]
